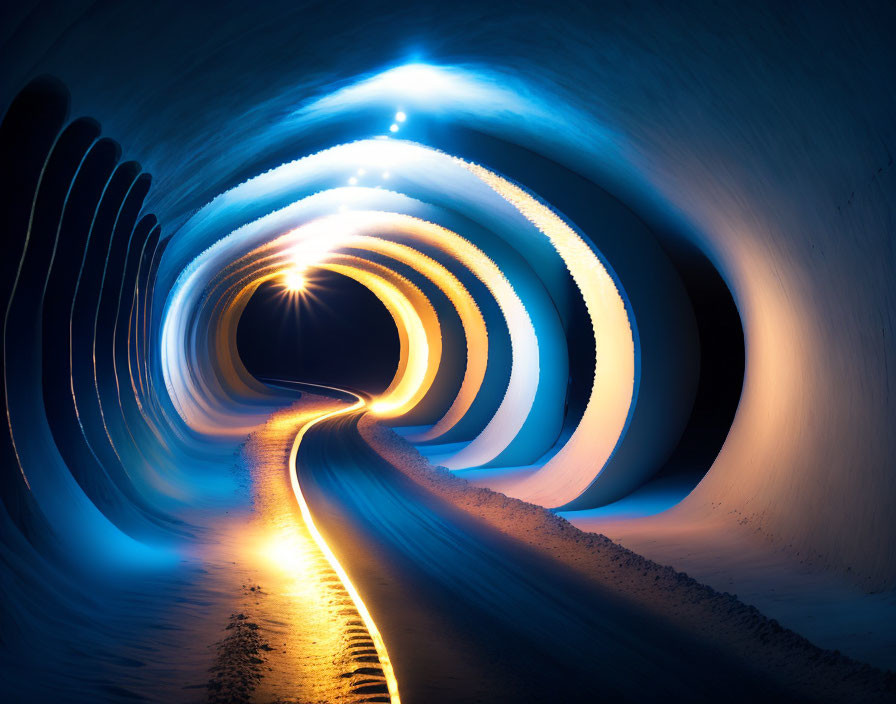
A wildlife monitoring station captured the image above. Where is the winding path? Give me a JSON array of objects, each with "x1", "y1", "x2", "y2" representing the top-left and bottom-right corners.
[{"x1": 292, "y1": 397, "x2": 787, "y2": 703}]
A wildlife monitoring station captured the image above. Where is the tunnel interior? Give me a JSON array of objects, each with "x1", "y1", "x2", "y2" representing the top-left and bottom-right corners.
[
  {"x1": 237, "y1": 270, "x2": 401, "y2": 395},
  {"x1": 2, "y1": 2, "x2": 894, "y2": 701},
  {"x1": 575, "y1": 239, "x2": 747, "y2": 516}
]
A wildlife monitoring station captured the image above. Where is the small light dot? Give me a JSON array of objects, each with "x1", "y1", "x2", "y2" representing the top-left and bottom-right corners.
[
  {"x1": 348, "y1": 176, "x2": 358, "y2": 185},
  {"x1": 357, "y1": 168, "x2": 366, "y2": 175},
  {"x1": 339, "y1": 204, "x2": 347, "y2": 212},
  {"x1": 389, "y1": 123, "x2": 399, "y2": 133},
  {"x1": 395, "y1": 111, "x2": 407, "y2": 122},
  {"x1": 381, "y1": 171, "x2": 390, "y2": 179}
]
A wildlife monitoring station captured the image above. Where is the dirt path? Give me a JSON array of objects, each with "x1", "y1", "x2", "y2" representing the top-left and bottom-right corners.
[{"x1": 206, "y1": 397, "x2": 394, "y2": 703}]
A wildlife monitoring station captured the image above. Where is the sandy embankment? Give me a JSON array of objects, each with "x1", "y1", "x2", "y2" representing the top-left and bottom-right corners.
[{"x1": 359, "y1": 415, "x2": 895, "y2": 703}]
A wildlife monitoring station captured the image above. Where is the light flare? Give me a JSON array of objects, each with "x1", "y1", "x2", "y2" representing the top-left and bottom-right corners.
[{"x1": 281, "y1": 268, "x2": 306, "y2": 293}]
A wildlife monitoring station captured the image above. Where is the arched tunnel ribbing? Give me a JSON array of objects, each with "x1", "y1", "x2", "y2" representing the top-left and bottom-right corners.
[
  {"x1": 0, "y1": 70, "x2": 732, "y2": 699},
  {"x1": 1, "y1": 3, "x2": 895, "y2": 701}
]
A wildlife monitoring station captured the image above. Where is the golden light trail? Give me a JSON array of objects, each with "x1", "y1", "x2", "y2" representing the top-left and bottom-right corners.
[
  {"x1": 227, "y1": 229, "x2": 487, "y2": 440},
  {"x1": 321, "y1": 257, "x2": 439, "y2": 417},
  {"x1": 287, "y1": 389, "x2": 401, "y2": 704},
  {"x1": 191, "y1": 248, "x2": 438, "y2": 428},
  {"x1": 228, "y1": 394, "x2": 401, "y2": 702},
  {"x1": 277, "y1": 211, "x2": 539, "y2": 469},
  {"x1": 216, "y1": 255, "x2": 423, "y2": 421}
]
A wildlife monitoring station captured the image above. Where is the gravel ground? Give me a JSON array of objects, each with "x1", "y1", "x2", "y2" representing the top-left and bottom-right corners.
[{"x1": 360, "y1": 415, "x2": 895, "y2": 703}]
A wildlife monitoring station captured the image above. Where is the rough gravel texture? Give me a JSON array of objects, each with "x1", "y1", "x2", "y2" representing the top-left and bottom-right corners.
[
  {"x1": 360, "y1": 416, "x2": 896, "y2": 703},
  {"x1": 207, "y1": 610, "x2": 272, "y2": 704}
]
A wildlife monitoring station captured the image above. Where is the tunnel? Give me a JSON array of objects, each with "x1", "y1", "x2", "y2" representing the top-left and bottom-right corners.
[
  {"x1": 237, "y1": 272, "x2": 402, "y2": 394},
  {"x1": 1, "y1": 2, "x2": 894, "y2": 702}
]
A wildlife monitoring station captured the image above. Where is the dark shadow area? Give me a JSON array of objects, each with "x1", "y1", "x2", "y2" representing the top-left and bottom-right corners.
[
  {"x1": 237, "y1": 269, "x2": 400, "y2": 394},
  {"x1": 648, "y1": 240, "x2": 746, "y2": 488},
  {"x1": 0, "y1": 75, "x2": 70, "y2": 532}
]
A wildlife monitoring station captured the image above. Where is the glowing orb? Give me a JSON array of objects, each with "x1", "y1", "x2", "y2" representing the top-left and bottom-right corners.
[{"x1": 282, "y1": 269, "x2": 306, "y2": 293}]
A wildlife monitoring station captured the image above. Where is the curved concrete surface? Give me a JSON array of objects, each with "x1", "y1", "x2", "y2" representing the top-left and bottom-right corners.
[
  {"x1": 3, "y1": 1, "x2": 893, "y2": 586},
  {"x1": 2, "y1": 2, "x2": 895, "y2": 701}
]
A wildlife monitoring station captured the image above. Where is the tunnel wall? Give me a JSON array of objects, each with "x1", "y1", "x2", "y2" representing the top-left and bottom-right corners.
[{"x1": 1, "y1": 1, "x2": 894, "y2": 588}]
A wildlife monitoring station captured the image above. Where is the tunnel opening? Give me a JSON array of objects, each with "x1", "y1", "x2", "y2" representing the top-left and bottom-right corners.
[
  {"x1": 236, "y1": 267, "x2": 401, "y2": 395},
  {"x1": 2, "y1": 6, "x2": 896, "y2": 698}
]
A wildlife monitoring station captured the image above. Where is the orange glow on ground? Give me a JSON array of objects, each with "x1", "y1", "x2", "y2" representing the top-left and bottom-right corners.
[{"x1": 222, "y1": 393, "x2": 400, "y2": 703}]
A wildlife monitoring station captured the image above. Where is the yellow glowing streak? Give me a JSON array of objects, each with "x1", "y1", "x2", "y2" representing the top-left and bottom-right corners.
[
  {"x1": 287, "y1": 391, "x2": 400, "y2": 704},
  {"x1": 170, "y1": 255, "x2": 341, "y2": 438},
  {"x1": 196, "y1": 250, "x2": 434, "y2": 432},
  {"x1": 250, "y1": 232, "x2": 486, "y2": 440},
  {"x1": 331, "y1": 236, "x2": 487, "y2": 442},
  {"x1": 203, "y1": 260, "x2": 323, "y2": 428},
  {"x1": 214, "y1": 253, "x2": 435, "y2": 423},
  {"x1": 322, "y1": 259, "x2": 437, "y2": 417},
  {"x1": 208, "y1": 242, "x2": 446, "y2": 428},
  {"x1": 278, "y1": 211, "x2": 537, "y2": 469}
]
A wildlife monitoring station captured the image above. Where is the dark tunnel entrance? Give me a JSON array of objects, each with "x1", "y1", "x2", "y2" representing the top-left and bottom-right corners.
[{"x1": 236, "y1": 269, "x2": 401, "y2": 395}]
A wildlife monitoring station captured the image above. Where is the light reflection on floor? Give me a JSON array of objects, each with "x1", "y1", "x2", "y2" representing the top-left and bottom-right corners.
[{"x1": 221, "y1": 399, "x2": 393, "y2": 703}]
